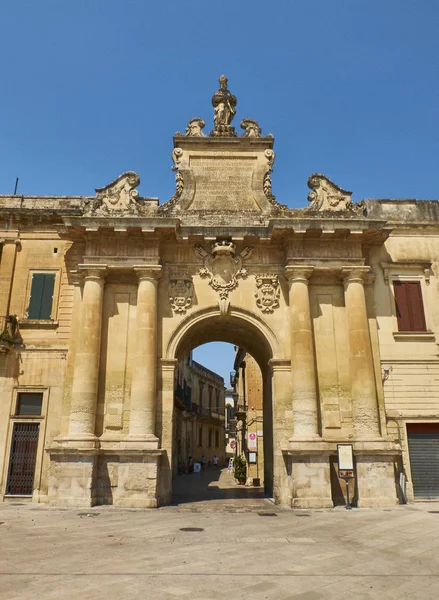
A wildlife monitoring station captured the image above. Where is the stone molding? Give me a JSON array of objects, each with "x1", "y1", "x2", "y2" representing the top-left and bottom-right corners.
[
  {"x1": 78, "y1": 264, "x2": 108, "y2": 280},
  {"x1": 341, "y1": 266, "x2": 371, "y2": 285},
  {"x1": 133, "y1": 265, "x2": 162, "y2": 281},
  {"x1": 284, "y1": 265, "x2": 314, "y2": 283}
]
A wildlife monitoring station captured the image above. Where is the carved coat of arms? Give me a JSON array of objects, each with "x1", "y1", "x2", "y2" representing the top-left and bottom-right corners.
[
  {"x1": 168, "y1": 271, "x2": 194, "y2": 314},
  {"x1": 255, "y1": 275, "x2": 280, "y2": 313},
  {"x1": 195, "y1": 241, "x2": 252, "y2": 301}
]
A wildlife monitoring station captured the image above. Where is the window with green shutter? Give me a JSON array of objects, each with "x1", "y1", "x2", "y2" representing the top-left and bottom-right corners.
[{"x1": 27, "y1": 273, "x2": 56, "y2": 320}]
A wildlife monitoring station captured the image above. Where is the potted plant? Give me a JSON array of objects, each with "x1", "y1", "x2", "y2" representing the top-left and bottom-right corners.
[{"x1": 234, "y1": 454, "x2": 247, "y2": 485}]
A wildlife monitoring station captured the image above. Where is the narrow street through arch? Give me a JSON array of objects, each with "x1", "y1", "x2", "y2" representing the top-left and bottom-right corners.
[{"x1": 171, "y1": 466, "x2": 274, "y2": 512}]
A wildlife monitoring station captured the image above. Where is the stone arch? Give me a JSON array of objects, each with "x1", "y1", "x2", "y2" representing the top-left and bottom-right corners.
[
  {"x1": 158, "y1": 304, "x2": 284, "y2": 505},
  {"x1": 165, "y1": 304, "x2": 284, "y2": 368}
]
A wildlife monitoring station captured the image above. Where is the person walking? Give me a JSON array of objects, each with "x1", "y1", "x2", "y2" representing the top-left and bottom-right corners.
[
  {"x1": 200, "y1": 455, "x2": 206, "y2": 471},
  {"x1": 213, "y1": 455, "x2": 218, "y2": 469}
]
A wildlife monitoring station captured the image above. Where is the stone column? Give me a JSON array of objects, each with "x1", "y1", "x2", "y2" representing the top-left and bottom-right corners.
[
  {"x1": 270, "y1": 359, "x2": 293, "y2": 506},
  {"x1": 0, "y1": 238, "x2": 20, "y2": 317},
  {"x1": 126, "y1": 266, "x2": 162, "y2": 445},
  {"x1": 67, "y1": 266, "x2": 107, "y2": 441},
  {"x1": 284, "y1": 266, "x2": 320, "y2": 439},
  {"x1": 342, "y1": 267, "x2": 380, "y2": 437}
]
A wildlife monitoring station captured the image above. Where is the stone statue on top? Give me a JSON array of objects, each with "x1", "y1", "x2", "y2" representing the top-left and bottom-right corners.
[{"x1": 210, "y1": 75, "x2": 238, "y2": 137}]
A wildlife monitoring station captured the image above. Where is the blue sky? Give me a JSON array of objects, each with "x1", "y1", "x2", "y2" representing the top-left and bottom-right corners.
[{"x1": 2, "y1": 0, "x2": 438, "y2": 381}]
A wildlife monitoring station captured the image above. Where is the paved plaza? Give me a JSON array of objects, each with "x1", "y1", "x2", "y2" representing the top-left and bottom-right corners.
[{"x1": 1, "y1": 469, "x2": 439, "y2": 600}]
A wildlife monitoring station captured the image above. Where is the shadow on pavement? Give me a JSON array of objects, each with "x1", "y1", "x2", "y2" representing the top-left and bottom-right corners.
[{"x1": 171, "y1": 467, "x2": 265, "y2": 505}]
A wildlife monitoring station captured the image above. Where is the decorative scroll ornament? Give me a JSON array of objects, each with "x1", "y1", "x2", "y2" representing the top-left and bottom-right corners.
[
  {"x1": 184, "y1": 118, "x2": 206, "y2": 137},
  {"x1": 307, "y1": 173, "x2": 365, "y2": 214},
  {"x1": 194, "y1": 241, "x2": 252, "y2": 303},
  {"x1": 159, "y1": 148, "x2": 185, "y2": 214},
  {"x1": 210, "y1": 75, "x2": 238, "y2": 138},
  {"x1": 255, "y1": 275, "x2": 280, "y2": 313},
  {"x1": 240, "y1": 118, "x2": 262, "y2": 138},
  {"x1": 85, "y1": 172, "x2": 140, "y2": 216},
  {"x1": 168, "y1": 271, "x2": 194, "y2": 314},
  {"x1": 261, "y1": 148, "x2": 287, "y2": 210}
]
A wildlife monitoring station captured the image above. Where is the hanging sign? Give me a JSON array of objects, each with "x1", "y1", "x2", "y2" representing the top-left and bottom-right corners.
[{"x1": 248, "y1": 432, "x2": 257, "y2": 449}]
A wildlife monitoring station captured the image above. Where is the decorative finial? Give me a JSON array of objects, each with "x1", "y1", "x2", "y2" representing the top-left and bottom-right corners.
[{"x1": 210, "y1": 75, "x2": 238, "y2": 137}]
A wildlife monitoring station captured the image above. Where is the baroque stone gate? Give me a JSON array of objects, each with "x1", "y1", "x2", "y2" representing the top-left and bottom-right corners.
[{"x1": 2, "y1": 75, "x2": 420, "y2": 508}]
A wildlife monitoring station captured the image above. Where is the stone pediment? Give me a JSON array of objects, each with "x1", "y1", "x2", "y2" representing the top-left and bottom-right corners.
[{"x1": 159, "y1": 76, "x2": 286, "y2": 217}]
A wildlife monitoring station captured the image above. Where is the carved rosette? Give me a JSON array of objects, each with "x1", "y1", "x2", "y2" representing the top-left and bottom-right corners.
[
  {"x1": 255, "y1": 274, "x2": 280, "y2": 313},
  {"x1": 194, "y1": 241, "x2": 252, "y2": 302},
  {"x1": 168, "y1": 271, "x2": 194, "y2": 314},
  {"x1": 85, "y1": 172, "x2": 140, "y2": 216}
]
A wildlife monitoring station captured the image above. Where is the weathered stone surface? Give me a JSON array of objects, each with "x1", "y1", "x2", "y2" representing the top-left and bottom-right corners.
[{"x1": 0, "y1": 77, "x2": 438, "y2": 510}]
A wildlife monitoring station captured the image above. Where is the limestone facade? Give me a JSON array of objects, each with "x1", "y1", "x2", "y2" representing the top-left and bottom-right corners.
[{"x1": 0, "y1": 76, "x2": 438, "y2": 508}]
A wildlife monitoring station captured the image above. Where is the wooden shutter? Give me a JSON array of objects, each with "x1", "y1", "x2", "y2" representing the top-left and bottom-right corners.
[
  {"x1": 393, "y1": 280, "x2": 426, "y2": 332},
  {"x1": 28, "y1": 273, "x2": 55, "y2": 319},
  {"x1": 407, "y1": 281, "x2": 426, "y2": 331},
  {"x1": 393, "y1": 281, "x2": 411, "y2": 331}
]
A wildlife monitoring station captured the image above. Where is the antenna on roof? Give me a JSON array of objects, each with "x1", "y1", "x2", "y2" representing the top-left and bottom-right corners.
[{"x1": 13, "y1": 178, "x2": 19, "y2": 195}]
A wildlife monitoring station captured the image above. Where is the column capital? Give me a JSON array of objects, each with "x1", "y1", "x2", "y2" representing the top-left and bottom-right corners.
[
  {"x1": 284, "y1": 265, "x2": 314, "y2": 283},
  {"x1": 268, "y1": 358, "x2": 291, "y2": 373},
  {"x1": 133, "y1": 265, "x2": 162, "y2": 281},
  {"x1": 78, "y1": 264, "x2": 108, "y2": 281},
  {"x1": 341, "y1": 266, "x2": 370, "y2": 285},
  {"x1": 0, "y1": 237, "x2": 21, "y2": 247}
]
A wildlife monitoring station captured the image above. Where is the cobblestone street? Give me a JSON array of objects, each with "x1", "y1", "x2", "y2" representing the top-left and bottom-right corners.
[{"x1": 1, "y1": 469, "x2": 439, "y2": 599}]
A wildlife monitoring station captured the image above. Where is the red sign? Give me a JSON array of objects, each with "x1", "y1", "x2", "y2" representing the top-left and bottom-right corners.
[{"x1": 230, "y1": 440, "x2": 236, "y2": 449}]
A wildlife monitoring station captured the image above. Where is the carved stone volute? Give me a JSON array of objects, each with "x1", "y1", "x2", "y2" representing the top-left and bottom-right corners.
[
  {"x1": 85, "y1": 172, "x2": 140, "y2": 216},
  {"x1": 306, "y1": 173, "x2": 365, "y2": 215}
]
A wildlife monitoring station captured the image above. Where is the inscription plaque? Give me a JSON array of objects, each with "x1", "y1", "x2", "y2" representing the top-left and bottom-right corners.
[{"x1": 189, "y1": 156, "x2": 258, "y2": 210}]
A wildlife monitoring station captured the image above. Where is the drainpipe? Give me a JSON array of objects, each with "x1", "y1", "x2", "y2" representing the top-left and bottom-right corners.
[{"x1": 387, "y1": 416, "x2": 407, "y2": 504}]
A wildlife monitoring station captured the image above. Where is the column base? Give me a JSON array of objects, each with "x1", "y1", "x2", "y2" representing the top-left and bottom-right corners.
[
  {"x1": 356, "y1": 453, "x2": 399, "y2": 508},
  {"x1": 46, "y1": 447, "x2": 98, "y2": 507},
  {"x1": 118, "y1": 434, "x2": 159, "y2": 450},
  {"x1": 114, "y1": 452, "x2": 162, "y2": 508}
]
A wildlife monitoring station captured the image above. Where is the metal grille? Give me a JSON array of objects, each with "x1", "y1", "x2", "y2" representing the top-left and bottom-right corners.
[
  {"x1": 407, "y1": 432, "x2": 439, "y2": 499},
  {"x1": 6, "y1": 423, "x2": 40, "y2": 495}
]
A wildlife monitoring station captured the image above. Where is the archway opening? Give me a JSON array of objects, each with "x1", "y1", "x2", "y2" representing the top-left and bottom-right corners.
[{"x1": 166, "y1": 311, "x2": 276, "y2": 506}]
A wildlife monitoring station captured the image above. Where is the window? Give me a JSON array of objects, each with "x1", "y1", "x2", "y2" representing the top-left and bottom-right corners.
[
  {"x1": 393, "y1": 281, "x2": 426, "y2": 332},
  {"x1": 27, "y1": 273, "x2": 55, "y2": 320},
  {"x1": 198, "y1": 427, "x2": 202, "y2": 447},
  {"x1": 16, "y1": 392, "x2": 43, "y2": 416},
  {"x1": 208, "y1": 428, "x2": 212, "y2": 447},
  {"x1": 215, "y1": 430, "x2": 219, "y2": 448}
]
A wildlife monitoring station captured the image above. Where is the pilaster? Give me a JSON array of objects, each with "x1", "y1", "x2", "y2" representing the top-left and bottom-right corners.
[
  {"x1": 342, "y1": 267, "x2": 380, "y2": 437},
  {"x1": 284, "y1": 265, "x2": 320, "y2": 440}
]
